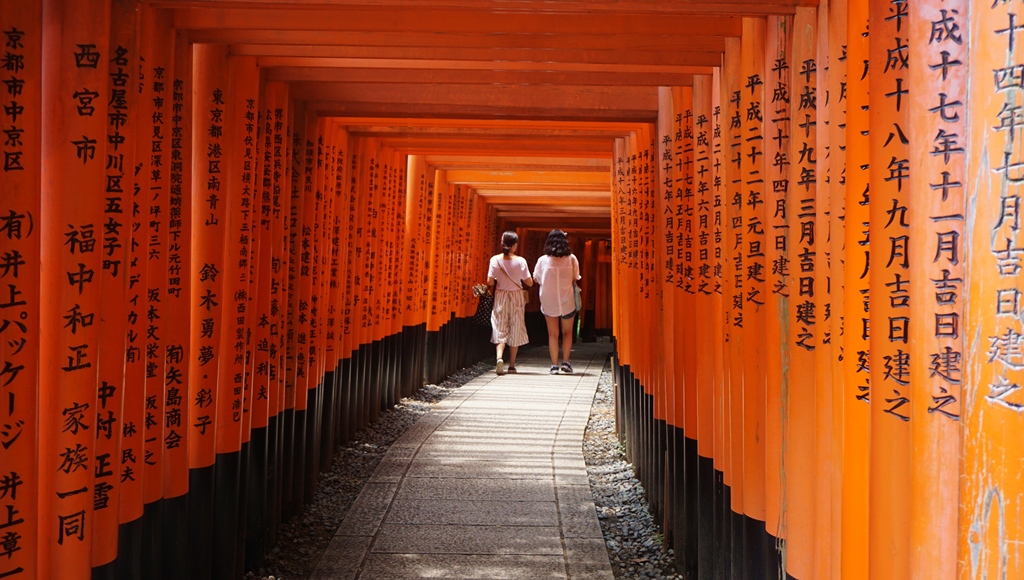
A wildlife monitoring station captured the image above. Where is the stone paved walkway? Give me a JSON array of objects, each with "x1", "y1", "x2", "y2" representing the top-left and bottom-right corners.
[{"x1": 311, "y1": 342, "x2": 615, "y2": 579}]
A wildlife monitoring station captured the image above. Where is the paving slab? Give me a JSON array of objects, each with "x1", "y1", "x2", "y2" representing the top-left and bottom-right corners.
[
  {"x1": 564, "y1": 538, "x2": 616, "y2": 580},
  {"x1": 396, "y1": 476, "x2": 556, "y2": 503},
  {"x1": 410, "y1": 448, "x2": 559, "y2": 462},
  {"x1": 358, "y1": 554, "x2": 566, "y2": 579},
  {"x1": 310, "y1": 535, "x2": 372, "y2": 580},
  {"x1": 312, "y1": 343, "x2": 614, "y2": 579},
  {"x1": 370, "y1": 449, "x2": 416, "y2": 483},
  {"x1": 372, "y1": 523, "x2": 563, "y2": 555},
  {"x1": 337, "y1": 482, "x2": 398, "y2": 536},
  {"x1": 411, "y1": 442, "x2": 560, "y2": 456},
  {"x1": 557, "y1": 485, "x2": 606, "y2": 539},
  {"x1": 384, "y1": 498, "x2": 559, "y2": 526},
  {"x1": 405, "y1": 459, "x2": 554, "y2": 480}
]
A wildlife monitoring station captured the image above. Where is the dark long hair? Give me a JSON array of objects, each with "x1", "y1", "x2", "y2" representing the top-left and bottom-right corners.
[
  {"x1": 501, "y1": 231, "x2": 518, "y2": 256},
  {"x1": 543, "y1": 229, "x2": 570, "y2": 257}
]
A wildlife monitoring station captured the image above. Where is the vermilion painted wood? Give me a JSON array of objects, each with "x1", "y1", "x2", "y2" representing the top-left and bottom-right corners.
[
  {"x1": 266, "y1": 67, "x2": 695, "y2": 87},
  {"x1": 425, "y1": 168, "x2": 447, "y2": 335},
  {"x1": 211, "y1": 55, "x2": 256, "y2": 456},
  {"x1": 0, "y1": 3, "x2": 41, "y2": 579},
  {"x1": 403, "y1": 155, "x2": 428, "y2": 334},
  {"x1": 251, "y1": 81, "x2": 286, "y2": 435},
  {"x1": 171, "y1": 7, "x2": 744, "y2": 39},
  {"x1": 163, "y1": 0, "x2": 811, "y2": 15},
  {"x1": 825, "y1": 2, "x2": 848, "y2": 577},
  {"x1": 762, "y1": 15, "x2": 791, "y2": 546},
  {"x1": 196, "y1": 29, "x2": 729, "y2": 57},
  {"x1": 120, "y1": 43, "x2": 150, "y2": 548},
  {"x1": 655, "y1": 87, "x2": 678, "y2": 436},
  {"x1": 188, "y1": 43, "x2": 231, "y2": 470},
  {"x1": 692, "y1": 72, "x2": 718, "y2": 575},
  {"x1": 91, "y1": 0, "x2": 137, "y2": 567},
  {"x1": 165, "y1": 15, "x2": 194, "y2": 504},
  {"x1": 841, "y1": 1, "x2": 871, "y2": 576},
  {"x1": 267, "y1": 85, "x2": 292, "y2": 430},
  {"x1": 138, "y1": 5, "x2": 173, "y2": 508},
  {"x1": 739, "y1": 16, "x2": 767, "y2": 528},
  {"x1": 867, "y1": 0, "x2": 913, "y2": 576},
  {"x1": 721, "y1": 34, "x2": 743, "y2": 515},
  {"x1": 812, "y1": 5, "x2": 834, "y2": 577},
  {"x1": 287, "y1": 108, "x2": 314, "y2": 413},
  {"x1": 270, "y1": 94, "x2": 292, "y2": 429},
  {"x1": 610, "y1": 136, "x2": 629, "y2": 384},
  {"x1": 676, "y1": 87, "x2": 697, "y2": 448},
  {"x1": 38, "y1": 1, "x2": 110, "y2": 577},
  {"x1": 907, "y1": 1, "x2": 965, "y2": 577},
  {"x1": 306, "y1": 116, "x2": 327, "y2": 399},
  {"x1": 785, "y1": 7, "x2": 819, "y2": 578},
  {"x1": 960, "y1": 1, "x2": 1023, "y2": 577},
  {"x1": 711, "y1": 66, "x2": 728, "y2": 486}
]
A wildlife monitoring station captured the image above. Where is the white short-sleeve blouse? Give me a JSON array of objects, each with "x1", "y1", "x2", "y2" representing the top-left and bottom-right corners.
[{"x1": 533, "y1": 254, "x2": 580, "y2": 317}]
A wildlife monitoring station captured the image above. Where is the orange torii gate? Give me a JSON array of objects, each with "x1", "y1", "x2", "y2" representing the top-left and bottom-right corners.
[
  {"x1": 610, "y1": 4, "x2": 1018, "y2": 580},
  {"x1": 0, "y1": 1, "x2": 1022, "y2": 579}
]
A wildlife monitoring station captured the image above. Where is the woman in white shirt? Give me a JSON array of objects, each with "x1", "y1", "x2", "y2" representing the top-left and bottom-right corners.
[
  {"x1": 486, "y1": 231, "x2": 533, "y2": 375},
  {"x1": 532, "y1": 230, "x2": 580, "y2": 374}
]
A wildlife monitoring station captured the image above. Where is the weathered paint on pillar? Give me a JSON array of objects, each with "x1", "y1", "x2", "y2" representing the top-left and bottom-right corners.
[{"x1": 960, "y1": 0, "x2": 1024, "y2": 578}]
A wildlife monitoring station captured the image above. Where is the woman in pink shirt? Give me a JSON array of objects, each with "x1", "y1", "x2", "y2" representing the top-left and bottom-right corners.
[
  {"x1": 532, "y1": 230, "x2": 581, "y2": 374},
  {"x1": 486, "y1": 231, "x2": 533, "y2": 375}
]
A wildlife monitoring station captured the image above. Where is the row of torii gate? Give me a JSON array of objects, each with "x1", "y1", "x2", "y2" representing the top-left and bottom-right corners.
[{"x1": 1, "y1": 0, "x2": 1022, "y2": 579}]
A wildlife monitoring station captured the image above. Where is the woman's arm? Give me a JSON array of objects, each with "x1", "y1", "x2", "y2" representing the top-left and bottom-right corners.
[
  {"x1": 518, "y1": 256, "x2": 535, "y2": 287},
  {"x1": 486, "y1": 256, "x2": 497, "y2": 288}
]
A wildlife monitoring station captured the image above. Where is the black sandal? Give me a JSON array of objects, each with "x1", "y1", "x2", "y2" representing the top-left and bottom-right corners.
[{"x1": 507, "y1": 366, "x2": 517, "y2": 374}]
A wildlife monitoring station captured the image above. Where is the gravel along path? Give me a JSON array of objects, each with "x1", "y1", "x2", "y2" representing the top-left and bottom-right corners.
[
  {"x1": 585, "y1": 358, "x2": 683, "y2": 579},
  {"x1": 247, "y1": 349, "x2": 680, "y2": 579}
]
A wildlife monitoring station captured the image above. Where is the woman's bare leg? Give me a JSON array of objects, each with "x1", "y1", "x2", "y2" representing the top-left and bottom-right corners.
[
  {"x1": 559, "y1": 316, "x2": 574, "y2": 362},
  {"x1": 545, "y1": 316, "x2": 560, "y2": 365}
]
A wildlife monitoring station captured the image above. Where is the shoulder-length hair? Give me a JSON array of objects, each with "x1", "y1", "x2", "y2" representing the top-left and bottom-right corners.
[{"x1": 543, "y1": 229, "x2": 570, "y2": 257}]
